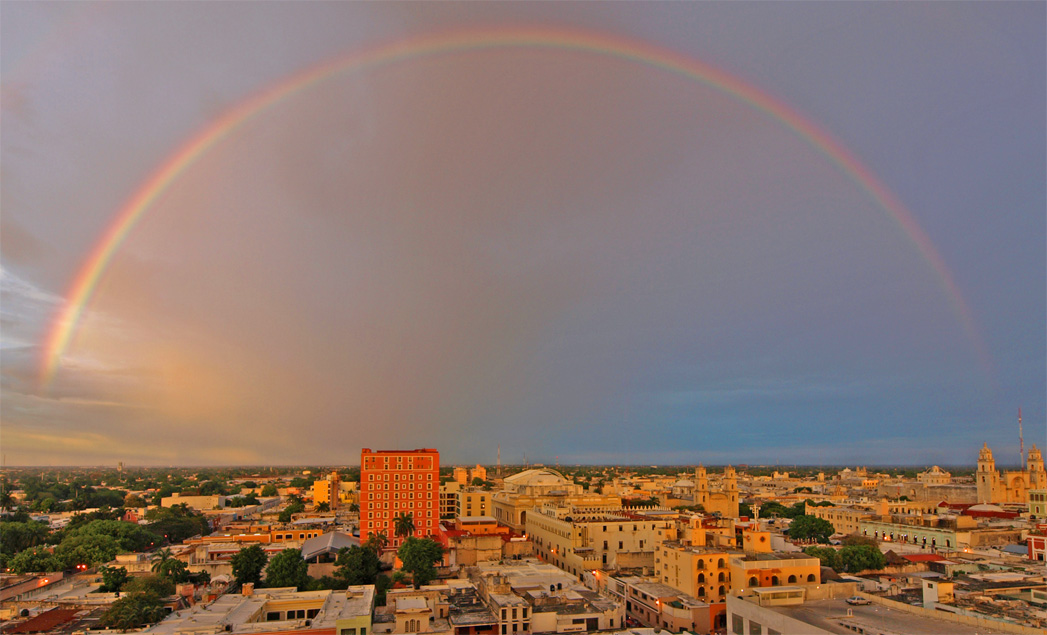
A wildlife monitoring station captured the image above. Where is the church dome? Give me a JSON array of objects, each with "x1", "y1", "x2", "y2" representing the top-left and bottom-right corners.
[{"x1": 503, "y1": 468, "x2": 569, "y2": 487}]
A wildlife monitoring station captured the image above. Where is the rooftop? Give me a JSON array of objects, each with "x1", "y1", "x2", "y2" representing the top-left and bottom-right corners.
[{"x1": 754, "y1": 596, "x2": 1017, "y2": 634}]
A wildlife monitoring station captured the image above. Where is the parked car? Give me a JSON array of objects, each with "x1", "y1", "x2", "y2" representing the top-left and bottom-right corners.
[{"x1": 846, "y1": 596, "x2": 871, "y2": 605}]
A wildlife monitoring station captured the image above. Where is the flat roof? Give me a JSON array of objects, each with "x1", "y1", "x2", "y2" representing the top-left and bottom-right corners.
[{"x1": 759, "y1": 597, "x2": 1016, "y2": 634}]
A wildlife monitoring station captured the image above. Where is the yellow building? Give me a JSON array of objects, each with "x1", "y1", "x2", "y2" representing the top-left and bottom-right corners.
[
  {"x1": 439, "y1": 481, "x2": 461, "y2": 517},
  {"x1": 456, "y1": 489, "x2": 491, "y2": 518},
  {"x1": 977, "y1": 443, "x2": 1047, "y2": 504},
  {"x1": 694, "y1": 466, "x2": 739, "y2": 518},
  {"x1": 656, "y1": 542, "x2": 734, "y2": 602},
  {"x1": 525, "y1": 506, "x2": 678, "y2": 576},
  {"x1": 491, "y1": 468, "x2": 622, "y2": 532},
  {"x1": 313, "y1": 472, "x2": 340, "y2": 510},
  {"x1": 728, "y1": 553, "x2": 820, "y2": 592}
]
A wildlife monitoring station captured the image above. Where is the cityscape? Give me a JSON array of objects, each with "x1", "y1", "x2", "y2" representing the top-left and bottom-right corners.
[{"x1": 1, "y1": 3, "x2": 1045, "y2": 635}]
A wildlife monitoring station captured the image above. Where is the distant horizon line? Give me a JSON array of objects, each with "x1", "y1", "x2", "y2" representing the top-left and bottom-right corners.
[{"x1": 0, "y1": 462, "x2": 1010, "y2": 470}]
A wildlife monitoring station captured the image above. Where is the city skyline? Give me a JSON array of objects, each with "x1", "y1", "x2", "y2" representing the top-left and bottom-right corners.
[{"x1": 1, "y1": 2, "x2": 1044, "y2": 466}]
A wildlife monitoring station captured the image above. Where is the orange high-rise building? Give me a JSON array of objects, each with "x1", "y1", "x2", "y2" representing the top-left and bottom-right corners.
[{"x1": 360, "y1": 448, "x2": 440, "y2": 546}]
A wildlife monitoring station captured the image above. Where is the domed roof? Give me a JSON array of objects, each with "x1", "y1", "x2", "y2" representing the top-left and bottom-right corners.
[
  {"x1": 673, "y1": 479, "x2": 695, "y2": 488},
  {"x1": 503, "y1": 468, "x2": 569, "y2": 487},
  {"x1": 968, "y1": 503, "x2": 1004, "y2": 512}
]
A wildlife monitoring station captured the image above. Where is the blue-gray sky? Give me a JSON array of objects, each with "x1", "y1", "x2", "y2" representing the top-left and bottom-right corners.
[{"x1": 1, "y1": 2, "x2": 1043, "y2": 466}]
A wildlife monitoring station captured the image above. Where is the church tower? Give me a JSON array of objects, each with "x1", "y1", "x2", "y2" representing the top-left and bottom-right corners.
[
  {"x1": 1028, "y1": 445, "x2": 1046, "y2": 489},
  {"x1": 695, "y1": 465, "x2": 709, "y2": 506},
  {"x1": 724, "y1": 465, "x2": 739, "y2": 518},
  {"x1": 977, "y1": 443, "x2": 999, "y2": 503}
]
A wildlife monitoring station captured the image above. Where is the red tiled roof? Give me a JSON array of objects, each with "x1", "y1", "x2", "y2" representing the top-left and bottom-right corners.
[
  {"x1": 6, "y1": 608, "x2": 81, "y2": 634},
  {"x1": 902, "y1": 554, "x2": 944, "y2": 562}
]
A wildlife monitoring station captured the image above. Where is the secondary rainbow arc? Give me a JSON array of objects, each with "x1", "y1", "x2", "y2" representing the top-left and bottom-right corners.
[{"x1": 40, "y1": 26, "x2": 993, "y2": 385}]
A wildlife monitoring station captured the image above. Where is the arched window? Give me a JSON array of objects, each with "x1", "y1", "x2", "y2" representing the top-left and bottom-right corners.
[
  {"x1": 718, "y1": 572, "x2": 725, "y2": 582},
  {"x1": 719, "y1": 585, "x2": 726, "y2": 596},
  {"x1": 749, "y1": 576, "x2": 758, "y2": 587},
  {"x1": 697, "y1": 587, "x2": 705, "y2": 597},
  {"x1": 697, "y1": 573, "x2": 705, "y2": 583},
  {"x1": 788, "y1": 575, "x2": 797, "y2": 584},
  {"x1": 771, "y1": 576, "x2": 780, "y2": 586},
  {"x1": 718, "y1": 558, "x2": 725, "y2": 568},
  {"x1": 697, "y1": 559, "x2": 705, "y2": 570},
  {"x1": 807, "y1": 574, "x2": 816, "y2": 582}
]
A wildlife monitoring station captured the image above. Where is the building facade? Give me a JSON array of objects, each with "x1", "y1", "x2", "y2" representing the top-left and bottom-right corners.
[
  {"x1": 359, "y1": 448, "x2": 440, "y2": 546},
  {"x1": 976, "y1": 443, "x2": 1046, "y2": 504},
  {"x1": 656, "y1": 542, "x2": 733, "y2": 603}
]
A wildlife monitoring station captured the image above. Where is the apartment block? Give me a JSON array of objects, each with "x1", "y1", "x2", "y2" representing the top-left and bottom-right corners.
[{"x1": 359, "y1": 448, "x2": 440, "y2": 546}]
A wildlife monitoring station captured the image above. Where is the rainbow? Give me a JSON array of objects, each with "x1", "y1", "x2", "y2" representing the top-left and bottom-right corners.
[{"x1": 40, "y1": 25, "x2": 993, "y2": 385}]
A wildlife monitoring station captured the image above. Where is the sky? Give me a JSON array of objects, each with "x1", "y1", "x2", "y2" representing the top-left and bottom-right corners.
[{"x1": 1, "y1": 2, "x2": 1043, "y2": 467}]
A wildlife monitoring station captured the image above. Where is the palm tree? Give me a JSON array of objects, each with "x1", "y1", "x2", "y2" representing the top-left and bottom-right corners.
[
  {"x1": 150, "y1": 548, "x2": 174, "y2": 574},
  {"x1": 394, "y1": 512, "x2": 415, "y2": 541},
  {"x1": 315, "y1": 502, "x2": 330, "y2": 513},
  {"x1": 364, "y1": 531, "x2": 389, "y2": 554}
]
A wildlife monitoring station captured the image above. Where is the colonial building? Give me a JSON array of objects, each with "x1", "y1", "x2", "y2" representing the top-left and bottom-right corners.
[
  {"x1": 695, "y1": 466, "x2": 739, "y2": 518},
  {"x1": 976, "y1": 443, "x2": 1046, "y2": 504},
  {"x1": 491, "y1": 468, "x2": 621, "y2": 532},
  {"x1": 525, "y1": 506, "x2": 678, "y2": 576}
]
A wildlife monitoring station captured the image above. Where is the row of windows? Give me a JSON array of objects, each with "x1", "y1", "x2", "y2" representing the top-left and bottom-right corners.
[
  {"x1": 362, "y1": 491, "x2": 434, "y2": 499},
  {"x1": 367, "y1": 509, "x2": 434, "y2": 518},
  {"x1": 366, "y1": 472, "x2": 435, "y2": 481},
  {"x1": 265, "y1": 608, "x2": 320, "y2": 621}
]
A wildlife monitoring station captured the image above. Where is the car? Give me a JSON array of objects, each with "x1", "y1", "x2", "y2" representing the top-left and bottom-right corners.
[{"x1": 846, "y1": 596, "x2": 871, "y2": 605}]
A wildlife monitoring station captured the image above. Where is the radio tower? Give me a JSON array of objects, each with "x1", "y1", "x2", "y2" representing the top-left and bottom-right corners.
[
  {"x1": 497, "y1": 444, "x2": 501, "y2": 477},
  {"x1": 1019, "y1": 408, "x2": 1025, "y2": 469}
]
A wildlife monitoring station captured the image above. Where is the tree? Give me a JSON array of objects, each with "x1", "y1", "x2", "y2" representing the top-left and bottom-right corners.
[
  {"x1": 334, "y1": 545, "x2": 380, "y2": 585},
  {"x1": 394, "y1": 513, "x2": 415, "y2": 540},
  {"x1": 397, "y1": 537, "x2": 443, "y2": 588},
  {"x1": 123, "y1": 493, "x2": 147, "y2": 508},
  {"x1": 278, "y1": 499, "x2": 305, "y2": 523},
  {"x1": 146, "y1": 505, "x2": 210, "y2": 543},
  {"x1": 151, "y1": 547, "x2": 174, "y2": 573},
  {"x1": 123, "y1": 574, "x2": 175, "y2": 597},
  {"x1": 0, "y1": 520, "x2": 50, "y2": 558},
  {"x1": 156, "y1": 558, "x2": 191, "y2": 583},
  {"x1": 8, "y1": 546, "x2": 62, "y2": 574},
  {"x1": 100, "y1": 592, "x2": 168, "y2": 629},
  {"x1": 786, "y1": 515, "x2": 835, "y2": 544},
  {"x1": 98, "y1": 565, "x2": 130, "y2": 592},
  {"x1": 63, "y1": 519, "x2": 160, "y2": 553},
  {"x1": 260, "y1": 484, "x2": 279, "y2": 497},
  {"x1": 348, "y1": 503, "x2": 359, "y2": 513},
  {"x1": 841, "y1": 534, "x2": 878, "y2": 548},
  {"x1": 265, "y1": 548, "x2": 309, "y2": 590},
  {"x1": 55, "y1": 533, "x2": 121, "y2": 568},
  {"x1": 364, "y1": 531, "x2": 389, "y2": 554},
  {"x1": 315, "y1": 502, "x2": 330, "y2": 513},
  {"x1": 231, "y1": 544, "x2": 268, "y2": 587},
  {"x1": 804, "y1": 546, "x2": 842, "y2": 571},
  {"x1": 839, "y1": 545, "x2": 886, "y2": 573}
]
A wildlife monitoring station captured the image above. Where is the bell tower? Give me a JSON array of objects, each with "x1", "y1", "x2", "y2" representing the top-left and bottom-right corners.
[
  {"x1": 977, "y1": 443, "x2": 998, "y2": 503},
  {"x1": 1027, "y1": 445, "x2": 1046, "y2": 489},
  {"x1": 695, "y1": 465, "x2": 709, "y2": 506},
  {"x1": 724, "y1": 465, "x2": 739, "y2": 518}
]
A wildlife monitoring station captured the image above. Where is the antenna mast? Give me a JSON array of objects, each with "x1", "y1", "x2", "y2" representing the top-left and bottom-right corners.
[{"x1": 1019, "y1": 408, "x2": 1025, "y2": 469}]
